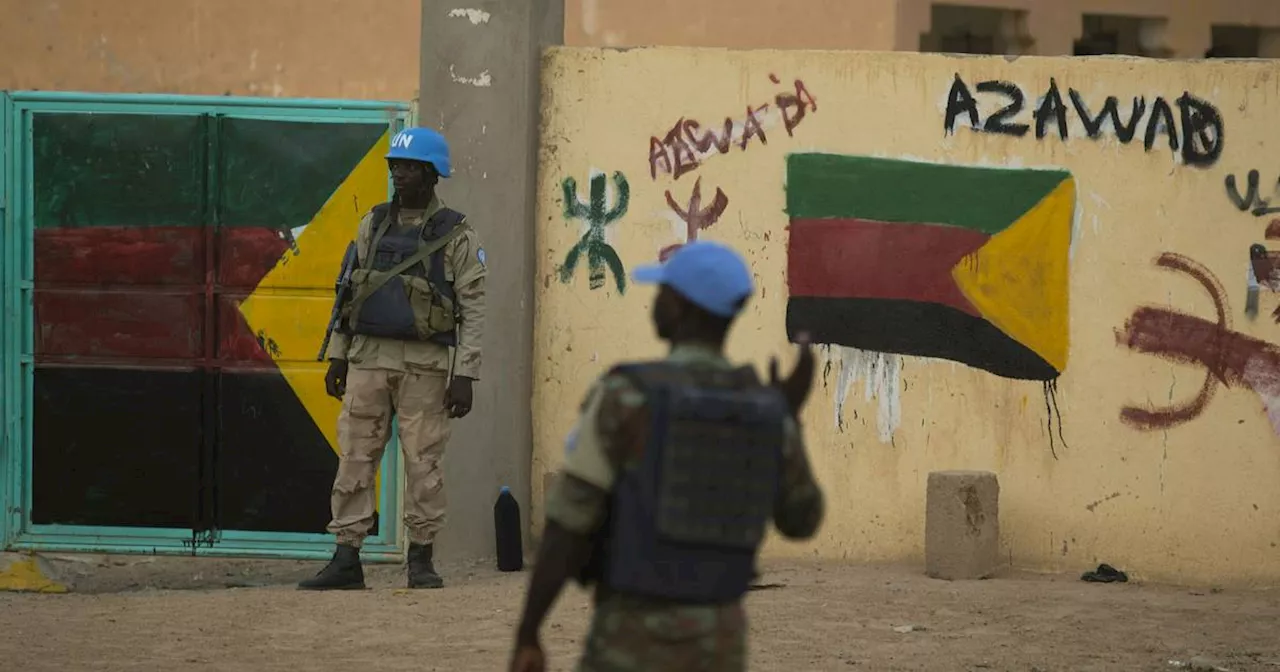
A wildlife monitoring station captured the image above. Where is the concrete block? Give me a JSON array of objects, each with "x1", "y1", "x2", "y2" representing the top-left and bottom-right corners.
[{"x1": 925, "y1": 470, "x2": 1000, "y2": 580}]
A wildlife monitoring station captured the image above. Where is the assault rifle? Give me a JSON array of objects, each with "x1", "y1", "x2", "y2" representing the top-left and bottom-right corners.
[{"x1": 317, "y1": 242, "x2": 359, "y2": 362}]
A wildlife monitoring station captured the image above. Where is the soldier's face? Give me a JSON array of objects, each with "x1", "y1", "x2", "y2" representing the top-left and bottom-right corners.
[{"x1": 389, "y1": 160, "x2": 435, "y2": 193}]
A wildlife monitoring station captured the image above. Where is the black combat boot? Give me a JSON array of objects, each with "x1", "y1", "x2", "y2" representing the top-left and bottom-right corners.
[
  {"x1": 407, "y1": 543, "x2": 444, "y2": 589},
  {"x1": 298, "y1": 544, "x2": 365, "y2": 590}
]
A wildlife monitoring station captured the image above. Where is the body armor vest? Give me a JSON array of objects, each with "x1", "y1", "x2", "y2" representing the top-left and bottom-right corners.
[
  {"x1": 596, "y1": 361, "x2": 788, "y2": 604},
  {"x1": 342, "y1": 203, "x2": 465, "y2": 346}
]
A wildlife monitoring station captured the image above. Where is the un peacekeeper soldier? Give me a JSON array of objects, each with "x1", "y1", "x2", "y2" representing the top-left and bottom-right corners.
[
  {"x1": 508, "y1": 241, "x2": 824, "y2": 672},
  {"x1": 298, "y1": 127, "x2": 487, "y2": 591}
]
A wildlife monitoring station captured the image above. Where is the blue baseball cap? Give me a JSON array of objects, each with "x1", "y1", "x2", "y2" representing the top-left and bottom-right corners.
[{"x1": 632, "y1": 241, "x2": 754, "y2": 317}]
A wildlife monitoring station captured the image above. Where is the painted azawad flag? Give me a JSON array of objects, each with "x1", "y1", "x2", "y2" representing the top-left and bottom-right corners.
[
  {"x1": 29, "y1": 112, "x2": 391, "y2": 533},
  {"x1": 784, "y1": 153, "x2": 1074, "y2": 380}
]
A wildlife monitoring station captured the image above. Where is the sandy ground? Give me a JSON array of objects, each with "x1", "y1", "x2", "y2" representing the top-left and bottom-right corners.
[{"x1": 1, "y1": 555, "x2": 1278, "y2": 672}]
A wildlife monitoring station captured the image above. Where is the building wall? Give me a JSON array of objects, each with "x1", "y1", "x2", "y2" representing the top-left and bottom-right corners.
[
  {"x1": 533, "y1": 46, "x2": 1280, "y2": 586},
  {"x1": 563, "y1": 0, "x2": 900, "y2": 51},
  {"x1": 564, "y1": 0, "x2": 1280, "y2": 57},
  {"x1": 0, "y1": 0, "x2": 420, "y2": 100}
]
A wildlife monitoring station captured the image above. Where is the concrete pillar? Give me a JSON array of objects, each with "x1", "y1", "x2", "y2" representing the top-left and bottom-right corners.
[
  {"x1": 925, "y1": 470, "x2": 1000, "y2": 580},
  {"x1": 419, "y1": 0, "x2": 563, "y2": 561}
]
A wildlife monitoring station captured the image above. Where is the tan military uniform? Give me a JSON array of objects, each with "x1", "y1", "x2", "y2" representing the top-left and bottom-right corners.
[
  {"x1": 324, "y1": 196, "x2": 487, "y2": 548},
  {"x1": 545, "y1": 344, "x2": 825, "y2": 672}
]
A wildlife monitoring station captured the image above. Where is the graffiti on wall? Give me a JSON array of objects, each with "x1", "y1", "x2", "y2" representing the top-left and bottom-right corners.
[
  {"x1": 784, "y1": 153, "x2": 1075, "y2": 442},
  {"x1": 648, "y1": 75, "x2": 817, "y2": 181},
  {"x1": 1116, "y1": 252, "x2": 1280, "y2": 435},
  {"x1": 1246, "y1": 234, "x2": 1280, "y2": 320},
  {"x1": 559, "y1": 171, "x2": 630, "y2": 294},
  {"x1": 644, "y1": 74, "x2": 816, "y2": 262},
  {"x1": 555, "y1": 76, "x2": 814, "y2": 293},
  {"x1": 784, "y1": 153, "x2": 1074, "y2": 378},
  {"x1": 1226, "y1": 170, "x2": 1280, "y2": 217},
  {"x1": 1220, "y1": 170, "x2": 1280, "y2": 320},
  {"x1": 1118, "y1": 99, "x2": 1280, "y2": 433},
  {"x1": 661, "y1": 178, "x2": 729, "y2": 261},
  {"x1": 944, "y1": 74, "x2": 1225, "y2": 168}
]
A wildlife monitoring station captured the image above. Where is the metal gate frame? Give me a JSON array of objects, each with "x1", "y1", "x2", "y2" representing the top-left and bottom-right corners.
[
  {"x1": 0, "y1": 92, "x2": 414, "y2": 561},
  {"x1": 1, "y1": 91, "x2": 13, "y2": 551}
]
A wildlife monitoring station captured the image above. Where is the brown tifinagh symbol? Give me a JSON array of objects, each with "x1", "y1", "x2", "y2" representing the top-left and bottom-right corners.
[
  {"x1": 1244, "y1": 223, "x2": 1280, "y2": 320},
  {"x1": 660, "y1": 178, "x2": 729, "y2": 261},
  {"x1": 1115, "y1": 252, "x2": 1280, "y2": 433}
]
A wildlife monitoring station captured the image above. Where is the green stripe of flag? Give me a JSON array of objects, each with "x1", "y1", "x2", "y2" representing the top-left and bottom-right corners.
[{"x1": 784, "y1": 153, "x2": 1071, "y2": 235}]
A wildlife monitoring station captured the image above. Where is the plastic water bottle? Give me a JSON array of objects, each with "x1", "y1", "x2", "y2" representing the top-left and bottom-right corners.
[{"x1": 494, "y1": 486, "x2": 523, "y2": 571}]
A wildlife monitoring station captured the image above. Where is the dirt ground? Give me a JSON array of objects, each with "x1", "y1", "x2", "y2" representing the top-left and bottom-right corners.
[{"x1": 1, "y1": 555, "x2": 1278, "y2": 672}]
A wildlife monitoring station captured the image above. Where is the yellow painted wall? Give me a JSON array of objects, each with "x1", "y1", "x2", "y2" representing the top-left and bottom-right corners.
[
  {"x1": 533, "y1": 46, "x2": 1280, "y2": 587},
  {"x1": 0, "y1": 0, "x2": 419, "y2": 99}
]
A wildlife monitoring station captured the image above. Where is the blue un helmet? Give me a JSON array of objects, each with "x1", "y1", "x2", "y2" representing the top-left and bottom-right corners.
[
  {"x1": 385, "y1": 127, "x2": 452, "y2": 178},
  {"x1": 631, "y1": 241, "x2": 754, "y2": 317}
]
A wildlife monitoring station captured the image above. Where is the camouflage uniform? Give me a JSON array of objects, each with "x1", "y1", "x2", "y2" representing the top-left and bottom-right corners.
[
  {"x1": 323, "y1": 195, "x2": 486, "y2": 548},
  {"x1": 544, "y1": 343, "x2": 825, "y2": 672}
]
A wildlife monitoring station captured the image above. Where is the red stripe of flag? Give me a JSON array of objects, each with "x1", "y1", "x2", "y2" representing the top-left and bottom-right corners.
[
  {"x1": 34, "y1": 226, "x2": 290, "y2": 365},
  {"x1": 786, "y1": 218, "x2": 989, "y2": 317}
]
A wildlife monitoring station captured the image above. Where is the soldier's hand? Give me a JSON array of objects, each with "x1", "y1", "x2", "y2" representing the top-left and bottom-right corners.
[
  {"x1": 444, "y1": 376, "x2": 474, "y2": 418},
  {"x1": 509, "y1": 643, "x2": 545, "y2": 672},
  {"x1": 324, "y1": 359, "x2": 348, "y2": 399},
  {"x1": 769, "y1": 332, "x2": 815, "y2": 417}
]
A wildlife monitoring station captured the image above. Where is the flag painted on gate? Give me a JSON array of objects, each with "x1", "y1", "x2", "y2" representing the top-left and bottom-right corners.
[{"x1": 784, "y1": 153, "x2": 1074, "y2": 380}]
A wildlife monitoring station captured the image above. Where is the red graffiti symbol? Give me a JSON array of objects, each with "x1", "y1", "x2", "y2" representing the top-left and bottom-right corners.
[
  {"x1": 1250, "y1": 243, "x2": 1280, "y2": 292},
  {"x1": 649, "y1": 123, "x2": 700, "y2": 180},
  {"x1": 684, "y1": 118, "x2": 734, "y2": 155},
  {"x1": 1116, "y1": 252, "x2": 1280, "y2": 433},
  {"x1": 648, "y1": 108, "x2": 769, "y2": 181},
  {"x1": 660, "y1": 178, "x2": 729, "y2": 261},
  {"x1": 775, "y1": 78, "x2": 818, "y2": 136},
  {"x1": 648, "y1": 76, "x2": 816, "y2": 181},
  {"x1": 740, "y1": 104, "x2": 769, "y2": 150},
  {"x1": 1256, "y1": 223, "x2": 1280, "y2": 322}
]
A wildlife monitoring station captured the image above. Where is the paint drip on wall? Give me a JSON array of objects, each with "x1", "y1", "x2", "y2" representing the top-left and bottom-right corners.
[{"x1": 831, "y1": 346, "x2": 902, "y2": 443}]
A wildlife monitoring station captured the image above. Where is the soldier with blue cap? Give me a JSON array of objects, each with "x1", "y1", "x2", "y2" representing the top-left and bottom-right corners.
[
  {"x1": 299, "y1": 126, "x2": 488, "y2": 591},
  {"x1": 509, "y1": 240, "x2": 825, "y2": 672}
]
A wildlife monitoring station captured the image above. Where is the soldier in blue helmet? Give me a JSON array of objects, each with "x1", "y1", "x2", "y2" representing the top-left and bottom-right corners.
[
  {"x1": 300, "y1": 127, "x2": 488, "y2": 591},
  {"x1": 509, "y1": 240, "x2": 824, "y2": 671}
]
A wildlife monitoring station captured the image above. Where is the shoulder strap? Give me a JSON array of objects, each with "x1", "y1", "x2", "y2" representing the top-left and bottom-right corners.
[{"x1": 365, "y1": 202, "x2": 395, "y2": 260}]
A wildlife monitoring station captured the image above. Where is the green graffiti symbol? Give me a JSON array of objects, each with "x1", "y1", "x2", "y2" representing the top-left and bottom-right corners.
[{"x1": 559, "y1": 171, "x2": 630, "y2": 294}]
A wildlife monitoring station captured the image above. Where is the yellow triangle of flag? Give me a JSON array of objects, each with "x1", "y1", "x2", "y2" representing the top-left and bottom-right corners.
[
  {"x1": 238, "y1": 130, "x2": 391, "y2": 505},
  {"x1": 951, "y1": 177, "x2": 1074, "y2": 374}
]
